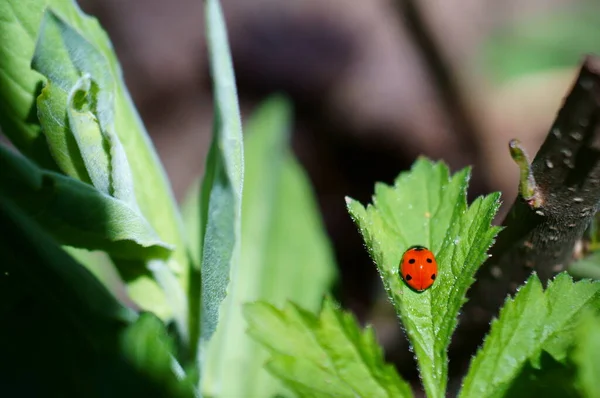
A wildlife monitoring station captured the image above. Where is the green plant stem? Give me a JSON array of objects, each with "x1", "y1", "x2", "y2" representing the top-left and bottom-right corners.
[
  {"x1": 508, "y1": 139, "x2": 543, "y2": 208},
  {"x1": 454, "y1": 53, "x2": 600, "y2": 366}
]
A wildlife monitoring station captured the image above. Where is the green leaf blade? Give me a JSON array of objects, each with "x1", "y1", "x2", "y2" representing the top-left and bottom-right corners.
[
  {"x1": 347, "y1": 158, "x2": 501, "y2": 398},
  {"x1": 0, "y1": 144, "x2": 173, "y2": 260},
  {"x1": 32, "y1": 9, "x2": 138, "y2": 208},
  {"x1": 244, "y1": 298, "x2": 413, "y2": 398},
  {"x1": 0, "y1": 196, "x2": 197, "y2": 397},
  {"x1": 459, "y1": 273, "x2": 600, "y2": 398},
  {"x1": 541, "y1": 274, "x2": 600, "y2": 363},
  {"x1": 197, "y1": 0, "x2": 244, "y2": 353},
  {"x1": 573, "y1": 313, "x2": 600, "y2": 398},
  {"x1": 459, "y1": 275, "x2": 546, "y2": 398},
  {"x1": 120, "y1": 312, "x2": 198, "y2": 397},
  {"x1": 434, "y1": 193, "x2": 502, "y2": 351},
  {"x1": 193, "y1": 95, "x2": 336, "y2": 397},
  {"x1": 35, "y1": 79, "x2": 92, "y2": 182},
  {"x1": 0, "y1": 194, "x2": 136, "y2": 326},
  {"x1": 0, "y1": 0, "x2": 57, "y2": 169},
  {"x1": 0, "y1": 0, "x2": 192, "y2": 324}
]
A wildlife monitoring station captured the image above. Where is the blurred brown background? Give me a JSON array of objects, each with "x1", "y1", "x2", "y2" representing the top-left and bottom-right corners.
[{"x1": 76, "y1": 0, "x2": 596, "y2": 393}]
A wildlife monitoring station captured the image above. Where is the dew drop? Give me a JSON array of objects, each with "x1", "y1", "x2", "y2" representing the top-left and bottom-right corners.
[
  {"x1": 548, "y1": 235, "x2": 559, "y2": 241},
  {"x1": 564, "y1": 159, "x2": 575, "y2": 169},
  {"x1": 545, "y1": 159, "x2": 554, "y2": 169},
  {"x1": 535, "y1": 210, "x2": 545, "y2": 216},
  {"x1": 568, "y1": 223, "x2": 577, "y2": 228},
  {"x1": 561, "y1": 148, "x2": 572, "y2": 157},
  {"x1": 570, "y1": 131, "x2": 583, "y2": 141},
  {"x1": 552, "y1": 128, "x2": 561, "y2": 138},
  {"x1": 573, "y1": 197, "x2": 584, "y2": 203}
]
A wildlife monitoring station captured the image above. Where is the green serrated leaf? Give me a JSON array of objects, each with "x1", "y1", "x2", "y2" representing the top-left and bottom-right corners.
[
  {"x1": 503, "y1": 351, "x2": 578, "y2": 398},
  {"x1": 243, "y1": 298, "x2": 413, "y2": 398},
  {"x1": 459, "y1": 273, "x2": 600, "y2": 398},
  {"x1": 195, "y1": 0, "x2": 244, "y2": 361},
  {"x1": 573, "y1": 312, "x2": 600, "y2": 398},
  {"x1": 540, "y1": 273, "x2": 600, "y2": 364},
  {"x1": 346, "y1": 158, "x2": 501, "y2": 398},
  {"x1": 459, "y1": 275, "x2": 546, "y2": 398},
  {"x1": 198, "y1": 95, "x2": 337, "y2": 397}
]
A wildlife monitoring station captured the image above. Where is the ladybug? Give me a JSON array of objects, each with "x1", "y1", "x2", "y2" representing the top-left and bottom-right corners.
[{"x1": 400, "y1": 245, "x2": 438, "y2": 291}]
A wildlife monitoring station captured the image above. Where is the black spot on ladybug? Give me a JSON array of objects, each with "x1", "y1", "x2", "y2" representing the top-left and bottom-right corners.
[
  {"x1": 431, "y1": 274, "x2": 436, "y2": 280},
  {"x1": 405, "y1": 274, "x2": 413, "y2": 280},
  {"x1": 408, "y1": 258, "x2": 416, "y2": 264},
  {"x1": 426, "y1": 258, "x2": 433, "y2": 263}
]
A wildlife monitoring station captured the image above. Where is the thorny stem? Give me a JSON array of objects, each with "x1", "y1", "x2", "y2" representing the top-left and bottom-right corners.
[{"x1": 452, "y1": 54, "x2": 600, "y2": 368}]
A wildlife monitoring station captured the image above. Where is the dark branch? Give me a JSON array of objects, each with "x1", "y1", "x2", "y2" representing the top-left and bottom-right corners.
[
  {"x1": 394, "y1": 0, "x2": 480, "y2": 160},
  {"x1": 453, "y1": 54, "x2": 600, "y2": 367}
]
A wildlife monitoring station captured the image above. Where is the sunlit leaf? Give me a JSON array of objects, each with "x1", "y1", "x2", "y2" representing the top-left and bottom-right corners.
[
  {"x1": 194, "y1": 0, "x2": 244, "y2": 364},
  {"x1": 244, "y1": 298, "x2": 413, "y2": 398},
  {"x1": 199, "y1": 96, "x2": 337, "y2": 397},
  {"x1": 0, "y1": 0, "x2": 191, "y2": 329},
  {"x1": 346, "y1": 159, "x2": 501, "y2": 398},
  {"x1": 0, "y1": 144, "x2": 172, "y2": 260}
]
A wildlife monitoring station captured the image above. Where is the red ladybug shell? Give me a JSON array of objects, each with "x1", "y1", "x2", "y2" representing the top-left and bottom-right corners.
[{"x1": 400, "y1": 245, "x2": 437, "y2": 291}]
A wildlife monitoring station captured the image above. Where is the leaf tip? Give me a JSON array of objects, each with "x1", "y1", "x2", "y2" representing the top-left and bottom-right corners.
[
  {"x1": 344, "y1": 195, "x2": 356, "y2": 207},
  {"x1": 345, "y1": 196, "x2": 365, "y2": 219}
]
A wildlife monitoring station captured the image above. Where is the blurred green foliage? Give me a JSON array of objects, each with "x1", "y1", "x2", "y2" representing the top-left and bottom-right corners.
[{"x1": 480, "y1": 2, "x2": 600, "y2": 83}]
